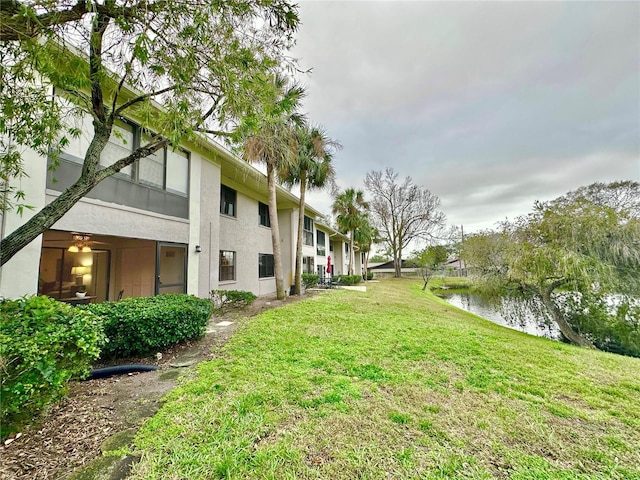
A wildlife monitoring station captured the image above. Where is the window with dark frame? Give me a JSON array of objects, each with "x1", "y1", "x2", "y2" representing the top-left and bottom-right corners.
[
  {"x1": 101, "y1": 121, "x2": 134, "y2": 177},
  {"x1": 104, "y1": 124, "x2": 190, "y2": 196},
  {"x1": 303, "y1": 215, "x2": 314, "y2": 246},
  {"x1": 316, "y1": 230, "x2": 326, "y2": 256},
  {"x1": 220, "y1": 185, "x2": 236, "y2": 217},
  {"x1": 303, "y1": 256, "x2": 315, "y2": 274},
  {"x1": 59, "y1": 97, "x2": 190, "y2": 197},
  {"x1": 219, "y1": 250, "x2": 236, "y2": 281},
  {"x1": 259, "y1": 253, "x2": 274, "y2": 278},
  {"x1": 259, "y1": 202, "x2": 270, "y2": 227},
  {"x1": 139, "y1": 133, "x2": 165, "y2": 189}
]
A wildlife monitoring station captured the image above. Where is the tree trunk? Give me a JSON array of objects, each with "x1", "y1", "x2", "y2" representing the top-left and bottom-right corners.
[
  {"x1": 541, "y1": 284, "x2": 596, "y2": 349},
  {"x1": 294, "y1": 170, "x2": 307, "y2": 295},
  {"x1": 0, "y1": 125, "x2": 167, "y2": 266},
  {"x1": 364, "y1": 250, "x2": 369, "y2": 281},
  {"x1": 393, "y1": 248, "x2": 401, "y2": 278},
  {"x1": 348, "y1": 231, "x2": 354, "y2": 275},
  {"x1": 267, "y1": 163, "x2": 286, "y2": 300},
  {"x1": 0, "y1": 125, "x2": 111, "y2": 266}
]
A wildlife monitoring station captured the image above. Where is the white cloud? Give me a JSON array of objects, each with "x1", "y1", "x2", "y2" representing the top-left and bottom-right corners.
[{"x1": 291, "y1": 1, "x2": 640, "y2": 232}]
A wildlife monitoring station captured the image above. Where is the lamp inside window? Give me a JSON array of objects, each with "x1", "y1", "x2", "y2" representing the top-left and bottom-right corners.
[{"x1": 71, "y1": 265, "x2": 90, "y2": 285}]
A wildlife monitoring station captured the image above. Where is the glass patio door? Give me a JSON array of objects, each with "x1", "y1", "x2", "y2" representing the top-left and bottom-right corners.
[{"x1": 156, "y1": 242, "x2": 187, "y2": 295}]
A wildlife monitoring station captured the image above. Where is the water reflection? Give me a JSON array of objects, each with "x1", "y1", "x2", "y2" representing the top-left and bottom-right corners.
[{"x1": 439, "y1": 292, "x2": 561, "y2": 340}]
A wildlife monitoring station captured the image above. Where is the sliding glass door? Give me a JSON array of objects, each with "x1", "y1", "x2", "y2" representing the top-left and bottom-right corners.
[{"x1": 156, "y1": 243, "x2": 187, "y2": 295}]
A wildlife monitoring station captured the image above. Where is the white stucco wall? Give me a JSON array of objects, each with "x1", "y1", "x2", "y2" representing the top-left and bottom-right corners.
[
  {"x1": 186, "y1": 151, "x2": 203, "y2": 296},
  {"x1": 197, "y1": 159, "x2": 221, "y2": 297},
  {"x1": 218, "y1": 190, "x2": 275, "y2": 296},
  {"x1": 0, "y1": 148, "x2": 48, "y2": 298},
  {"x1": 46, "y1": 192, "x2": 189, "y2": 243}
]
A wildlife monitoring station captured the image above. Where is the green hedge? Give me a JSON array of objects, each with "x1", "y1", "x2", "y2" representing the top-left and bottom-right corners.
[
  {"x1": 338, "y1": 275, "x2": 362, "y2": 286},
  {"x1": 1, "y1": 296, "x2": 105, "y2": 437},
  {"x1": 301, "y1": 274, "x2": 319, "y2": 289},
  {"x1": 210, "y1": 290, "x2": 256, "y2": 310},
  {"x1": 86, "y1": 294, "x2": 212, "y2": 358}
]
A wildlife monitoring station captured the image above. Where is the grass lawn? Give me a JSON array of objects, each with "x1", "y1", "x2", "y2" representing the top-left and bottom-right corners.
[{"x1": 131, "y1": 278, "x2": 640, "y2": 479}]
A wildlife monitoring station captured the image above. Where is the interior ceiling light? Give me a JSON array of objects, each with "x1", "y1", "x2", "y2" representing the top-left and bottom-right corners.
[{"x1": 68, "y1": 234, "x2": 92, "y2": 253}]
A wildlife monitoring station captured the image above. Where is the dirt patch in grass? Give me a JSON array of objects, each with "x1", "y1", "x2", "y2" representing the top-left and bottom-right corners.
[{"x1": 0, "y1": 292, "x2": 318, "y2": 480}]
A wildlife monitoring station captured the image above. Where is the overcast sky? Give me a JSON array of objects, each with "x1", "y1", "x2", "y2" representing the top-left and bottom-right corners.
[{"x1": 290, "y1": 1, "x2": 640, "y2": 233}]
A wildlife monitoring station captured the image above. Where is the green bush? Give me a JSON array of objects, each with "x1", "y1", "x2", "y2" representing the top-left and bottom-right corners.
[
  {"x1": 1, "y1": 296, "x2": 105, "y2": 437},
  {"x1": 210, "y1": 290, "x2": 257, "y2": 310},
  {"x1": 366, "y1": 272, "x2": 374, "y2": 280},
  {"x1": 338, "y1": 275, "x2": 362, "y2": 286},
  {"x1": 86, "y1": 294, "x2": 212, "y2": 358},
  {"x1": 301, "y1": 274, "x2": 319, "y2": 289}
]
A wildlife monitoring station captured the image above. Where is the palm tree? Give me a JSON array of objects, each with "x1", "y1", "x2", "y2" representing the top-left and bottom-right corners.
[
  {"x1": 280, "y1": 124, "x2": 340, "y2": 295},
  {"x1": 237, "y1": 75, "x2": 305, "y2": 299},
  {"x1": 332, "y1": 188, "x2": 369, "y2": 275},
  {"x1": 354, "y1": 214, "x2": 378, "y2": 280}
]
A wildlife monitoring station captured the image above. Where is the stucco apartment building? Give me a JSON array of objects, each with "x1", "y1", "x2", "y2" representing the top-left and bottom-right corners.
[{"x1": 0, "y1": 107, "x2": 361, "y2": 302}]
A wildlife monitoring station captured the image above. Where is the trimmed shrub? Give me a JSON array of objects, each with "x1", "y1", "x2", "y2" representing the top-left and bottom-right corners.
[
  {"x1": 1, "y1": 296, "x2": 105, "y2": 437},
  {"x1": 302, "y1": 274, "x2": 319, "y2": 289},
  {"x1": 86, "y1": 294, "x2": 213, "y2": 358},
  {"x1": 366, "y1": 272, "x2": 374, "y2": 280},
  {"x1": 210, "y1": 290, "x2": 257, "y2": 310},
  {"x1": 338, "y1": 275, "x2": 362, "y2": 286}
]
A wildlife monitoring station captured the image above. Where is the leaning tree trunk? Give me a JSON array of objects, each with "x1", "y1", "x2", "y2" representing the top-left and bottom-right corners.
[
  {"x1": 541, "y1": 284, "x2": 596, "y2": 349},
  {"x1": 0, "y1": 129, "x2": 167, "y2": 266},
  {"x1": 0, "y1": 123, "x2": 112, "y2": 266},
  {"x1": 267, "y1": 163, "x2": 286, "y2": 300},
  {"x1": 294, "y1": 170, "x2": 307, "y2": 295}
]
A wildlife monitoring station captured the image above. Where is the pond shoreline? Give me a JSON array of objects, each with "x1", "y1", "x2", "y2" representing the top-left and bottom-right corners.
[{"x1": 437, "y1": 290, "x2": 561, "y2": 340}]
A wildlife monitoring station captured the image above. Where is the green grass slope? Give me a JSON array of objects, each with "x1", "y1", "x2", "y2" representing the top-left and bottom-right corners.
[{"x1": 132, "y1": 278, "x2": 640, "y2": 479}]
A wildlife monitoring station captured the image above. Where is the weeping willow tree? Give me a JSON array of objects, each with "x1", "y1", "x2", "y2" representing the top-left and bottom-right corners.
[{"x1": 462, "y1": 181, "x2": 640, "y2": 356}]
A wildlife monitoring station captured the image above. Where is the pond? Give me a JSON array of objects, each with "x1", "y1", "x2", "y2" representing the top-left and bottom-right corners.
[{"x1": 438, "y1": 292, "x2": 561, "y2": 340}]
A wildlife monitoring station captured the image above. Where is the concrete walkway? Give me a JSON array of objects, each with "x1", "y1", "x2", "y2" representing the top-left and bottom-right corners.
[{"x1": 341, "y1": 285, "x2": 367, "y2": 292}]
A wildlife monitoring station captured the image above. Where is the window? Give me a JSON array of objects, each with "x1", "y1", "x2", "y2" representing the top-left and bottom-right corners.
[
  {"x1": 219, "y1": 250, "x2": 236, "y2": 281},
  {"x1": 220, "y1": 185, "x2": 236, "y2": 217},
  {"x1": 316, "y1": 230, "x2": 326, "y2": 256},
  {"x1": 329, "y1": 242, "x2": 334, "y2": 252},
  {"x1": 303, "y1": 216, "x2": 314, "y2": 246},
  {"x1": 100, "y1": 121, "x2": 134, "y2": 176},
  {"x1": 259, "y1": 202, "x2": 270, "y2": 227},
  {"x1": 137, "y1": 135, "x2": 189, "y2": 196},
  {"x1": 139, "y1": 133, "x2": 165, "y2": 189},
  {"x1": 59, "y1": 110, "x2": 190, "y2": 197},
  {"x1": 166, "y1": 148, "x2": 189, "y2": 195},
  {"x1": 303, "y1": 256, "x2": 315, "y2": 274},
  {"x1": 259, "y1": 253, "x2": 274, "y2": 278}
]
